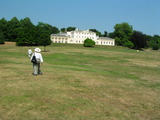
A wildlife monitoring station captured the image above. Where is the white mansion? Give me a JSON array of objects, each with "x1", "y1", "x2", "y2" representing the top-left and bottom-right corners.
[{"x1": 50, "y1": 28, "x2": 115, "y2": 46}]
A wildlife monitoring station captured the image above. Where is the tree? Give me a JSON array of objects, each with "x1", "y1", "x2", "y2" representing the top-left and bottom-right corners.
[
  {"x1": 20, "y1": 17, "x2": 34, "y2": 28},
  {"x1": 124, "y1": 41, "x2": 134, "y2": 48},
  {"x1": 67, "y1": 27, "x2": 76, "y2": 31},
  {"x1": 0, "y1": 18, "x2": 8, "y2": 41},
  {"x1": 152, "y1": 43, "x2": 159, "y2": 50},
  {"x1": 51, "y1": 26, "x2": 59, "y2": 34},
  {"x1": 108, "y1": 32, "x2": 115, "y2": 39},
  {"x1": 37, "y1": 22, "x2": 59, "y2": 34},
  {"x1": 131, "y1": 31, "x2": 149, "y2": 49},
  {"x1": 38, "y1": 32, "x2": 52, "y2": 51},
  {"x1": 0, "y1": 32, "x2": 5, "y2": 44},
  {"x1": 83, "y1": 38, "x2": 95, "y2": 47},
  {"x1": 115, "y1": 37, "x2": 121, "y2": 46},
  {"x1": 103, "y1": 31, "x2": 108, "y2": 37},
  {"x1": 89, "y1": 29, "x2": 102, "y2": 36},
  {"x1": 60, "y1": 28, "x2": 66, "y2": 32},
  {"x1": 150, "y1": 35, "x2": 160, "y2": 50},
  {"x1": 16, "y1": 17, "x2": 36, "y2": 46},
  {"x1": 7, "y1": 17, "x2": 20, "y2": 42},
  {"x1": 113, "y1": 22, "x2": 133, "y2": 46}
]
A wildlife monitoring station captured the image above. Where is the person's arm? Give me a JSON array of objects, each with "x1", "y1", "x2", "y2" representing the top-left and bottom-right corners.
[
  {"x1": 30, "y1": 53, "x2": 34, "y2": 61},
  {"x1": 40, "y1": 54, "x2": 43, "y2": 63}
]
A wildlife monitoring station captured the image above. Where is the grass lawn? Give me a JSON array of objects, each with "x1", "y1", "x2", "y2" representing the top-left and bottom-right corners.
[{"x1": 0, "y1": 42, "x2": 160, "y2": 120}]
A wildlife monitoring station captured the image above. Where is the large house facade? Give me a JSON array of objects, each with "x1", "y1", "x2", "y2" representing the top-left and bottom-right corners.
[{"x1": 50, "y1": 28, "x2": 115, "y2": 46}]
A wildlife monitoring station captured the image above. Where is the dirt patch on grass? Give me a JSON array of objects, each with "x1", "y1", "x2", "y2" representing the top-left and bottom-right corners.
[{"x1": 3, "y1": 42, "x2": 16, "y2": 46}]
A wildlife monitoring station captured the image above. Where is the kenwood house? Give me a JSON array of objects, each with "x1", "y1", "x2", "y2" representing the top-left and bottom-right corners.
[{"x1": 51, "y1": 28, "x2": 115, "y2": 46}]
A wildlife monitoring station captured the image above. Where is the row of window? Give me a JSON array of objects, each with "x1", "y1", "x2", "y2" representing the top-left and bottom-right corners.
[
  {"x1": 74, "y1": 36, "x2": 95, "y2": 39},
  {"x1": 76, "y1": 41, "x2": 84, "y2": 43},
  {"x1": 74, "y1": 32, "x2": 95, "y2": 35},
  {"x1": 97, "y1": 41, "x2": 114, "y2": 45},
  {"x1": 53, "y1": 40, "x2": 114, "y2": 45},
  {"x1": 71, "y1": 40, "x2": 114, "y2": 45},
  {"x1": 54, "y1": 41, "x2": 67, "y2": 43},
  {"x1": 52, "y1": 36, "x2": 95, "y2": 40},
  {"x1": 52, "y1": 37, "x2": 68, "y2": 40}
]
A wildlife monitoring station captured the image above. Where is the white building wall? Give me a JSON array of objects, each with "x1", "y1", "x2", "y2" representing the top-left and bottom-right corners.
[
  {"x1": 96, "y1": 39, "x2": 115, "y2": 46},
  {"x1": 66, "y1": 30, "x2": 97, "y2": 44},
  {"x1": 51, "y1": 29, "x2": 115, "y2": 46}
]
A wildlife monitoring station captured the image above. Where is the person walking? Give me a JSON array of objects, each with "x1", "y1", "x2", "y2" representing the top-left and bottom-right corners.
[{"x1": 31, "y1": 48, "x2": 43, "y2": 76}]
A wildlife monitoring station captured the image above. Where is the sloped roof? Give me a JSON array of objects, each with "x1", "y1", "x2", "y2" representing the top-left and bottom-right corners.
[
  {"x1": 97, "y1": 37, "x2": 114, "y2": 40},
  {"x1": 51, "y1": 32, "x2": 68, "y2": 37},
  {"x1": 70, "y1": 29, "x2": 95, "y2": 33}
]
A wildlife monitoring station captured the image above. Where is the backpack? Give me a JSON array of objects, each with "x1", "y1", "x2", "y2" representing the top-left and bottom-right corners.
[{"x1": 31, "y1": 54, "x2": 37, "y2": 63}]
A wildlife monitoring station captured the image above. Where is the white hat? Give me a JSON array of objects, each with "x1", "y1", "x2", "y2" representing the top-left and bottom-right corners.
[{"x1": 34, "y1": 48, "x2": 41, "y2": 52}]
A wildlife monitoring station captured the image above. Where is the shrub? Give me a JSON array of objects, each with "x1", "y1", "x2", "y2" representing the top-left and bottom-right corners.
[
  {"x1": 124, "y1": 41, "x2": 134, "y2": 48},
  {"x1": 152, "y1": 43, "x2": 159, "y2": 50},
  {"x1": 83, "y1": 38, "x2": 95, "y2": 47}
]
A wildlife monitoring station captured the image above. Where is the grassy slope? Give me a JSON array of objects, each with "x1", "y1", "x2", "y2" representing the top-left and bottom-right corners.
[{"x1": 0, "y1": 42, "x2": 160, "y2": 120}]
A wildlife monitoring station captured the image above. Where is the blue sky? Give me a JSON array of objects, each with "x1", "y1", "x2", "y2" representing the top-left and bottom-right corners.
[{"x1": 0, "y1": 0, "x2": 159, "y2": 36}]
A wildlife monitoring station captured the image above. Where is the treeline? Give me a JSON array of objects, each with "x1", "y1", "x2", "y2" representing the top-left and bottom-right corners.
[
  {"x1": 0, "y1": 17, "x2": 160, "y2": 50},
  {"x1": 0, "y1": 17, "x2": 59, "y2": 47},
  {"x1": 109, "y1": 22, "x2": 160, "y2": 50}
]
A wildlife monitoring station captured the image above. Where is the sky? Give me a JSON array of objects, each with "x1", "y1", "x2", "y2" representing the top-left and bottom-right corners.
[{"x1": 0, "y1": 0, "x2": 159, "y2": 36}]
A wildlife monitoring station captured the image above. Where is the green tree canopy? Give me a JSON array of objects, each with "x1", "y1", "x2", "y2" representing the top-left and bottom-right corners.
[
  {"x1": 0, "y1": 18, "x2": 8, "y2": 41},
  {"x1": 38, "y1": 32, "x2": 52, "y2": 51},
  {"x1": 37, "y1": 22, "x2": 59, "y2": 34},
  {"x1": 0, "y1": 31, "x2": 5, "y2": 44},
  {"x1": 60, "y1": 28, "x2": 66, "y2": 32},
  {"x1": 113, "y1": 22, "x2": 133, "y2": 46},
  {"x1": 67, "y1": 27, "x2": 76, "y2": 31},
  {"x1": 16, "y1": 17, "x2": 35, "y2": 46},
  {"x1": 150, "y1": 35, "x2": 160, "y2": 50},
  {"x1": 89, "y1": 29, "x2": 102, "y2": 36},
  {"x1": 103, "y1": 31, "x2": 108, "y2": 37},
  {"x1": 7, "y1": 17, "x2": 20, "y2": 41}
]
